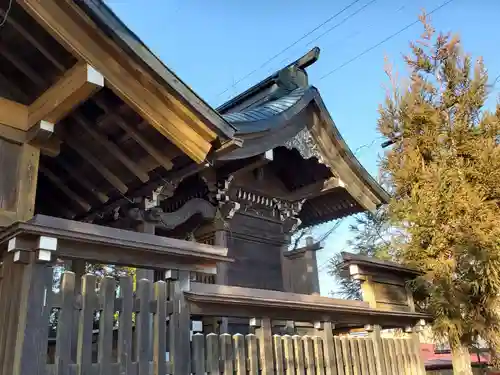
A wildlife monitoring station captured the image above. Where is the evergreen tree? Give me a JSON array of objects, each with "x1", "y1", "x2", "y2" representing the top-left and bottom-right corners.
[
  {"x1": 328, "y1": 206, "x2": 392, "y2": 299},
  {"x1": 378, "y1": 15, "x2": 500, "y2": 374}
]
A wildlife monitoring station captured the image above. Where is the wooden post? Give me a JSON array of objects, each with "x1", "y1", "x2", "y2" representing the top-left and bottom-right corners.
[
  {"x1": 167, "y1": 270, "x2": 191, "y2": 375},
  {"x1": 2, "y1": 235, "x2": 58, "y2": 375},
  {"x1": 370, "y1": 325, "x2": 387, "y2": 375},
  {"x1": 253, "y1": 317, "x2": 274, "y2": 375}
]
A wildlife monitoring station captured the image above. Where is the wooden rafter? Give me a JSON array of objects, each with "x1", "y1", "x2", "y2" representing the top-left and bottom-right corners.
[
  {"x1": 92, "y1": 100, "x2": 174, "y2": 171},
  {"x1": 4, "y1": 8, "x2": 176, "y2": 175},
  {"x1": 53, "y1": 157, "x2": 109, "y2": 204},
  {"x1": 39, "y1": 165, "x2": 91, "y2": 212},
  {"x1": 73, "y1": 114, "x2": 150, "y2": 183},
  {"x1": 63, "y1": 135, "x2": 128, "y2": 195},
  {"x1": 20, "y1": 0, "x2": 216, "y2": 163}
]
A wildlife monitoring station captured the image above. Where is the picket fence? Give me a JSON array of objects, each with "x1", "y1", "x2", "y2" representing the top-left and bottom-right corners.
[{"x1": 38, "y1": 272, "x2": 426, "y2": 374}]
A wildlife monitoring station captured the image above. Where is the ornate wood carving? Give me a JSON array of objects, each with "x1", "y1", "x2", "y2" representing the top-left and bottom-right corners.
[
  {"x1": 230, "y1": 186, "x2": 304, "y2": 232},
  {"x1": 127, "y1": 198, "x2": 217, "y2": 230}
]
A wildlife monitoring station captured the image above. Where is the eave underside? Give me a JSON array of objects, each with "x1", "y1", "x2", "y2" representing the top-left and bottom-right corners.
[{"x1": 0, "y1": 1, "x2": 237, "y2": 226}]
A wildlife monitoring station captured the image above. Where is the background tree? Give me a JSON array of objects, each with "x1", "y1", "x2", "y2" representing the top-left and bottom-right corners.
[
  {"x1": 378, "y1": 14, "x2": 500, "y2": 374},
  {"x1": 328, "y1": 206, "x2": 392, "y2": 299}
]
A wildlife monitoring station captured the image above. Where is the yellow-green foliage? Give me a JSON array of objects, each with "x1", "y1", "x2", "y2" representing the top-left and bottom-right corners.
[{"x1": 378, "y1": 15, "x2": 500, "y2": 357}]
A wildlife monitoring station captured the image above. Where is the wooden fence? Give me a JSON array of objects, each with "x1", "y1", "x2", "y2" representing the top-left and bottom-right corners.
[{"x1": 37, "y1": 271, "x2": 426, "y2": 374}]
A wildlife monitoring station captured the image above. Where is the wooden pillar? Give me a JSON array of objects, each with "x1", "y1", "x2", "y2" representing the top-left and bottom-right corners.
[
  {"x1": 0, "y1": 234, "x2": 57, "y2": 375},
  {"x1": 134, "y1": 221, "x2": 156, "y2": 282},
  {"x1": 166, "y1": 270, "x2": 191, "y2": 375},
  {"x1": 214, "y1": 223, "x2": 229, "y2": 334},
  {"x1": 0, "y1": 136, "x2": 40, "y2": 228}
]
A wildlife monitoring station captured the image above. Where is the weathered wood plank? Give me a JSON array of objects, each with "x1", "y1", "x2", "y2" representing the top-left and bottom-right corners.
[
  {"x1": 77, "y1": 274, "x2": 97, "y2": 368},
  {"x1": 274, "y1": 334, "x2": 285, "y2": 375},
  {"x1": 349, "y1": 339, "x2": 361, "y2": 375},
  {"x1": 153, "y1": 281, "x2": 167, "y2": 375},
  {"x1": 118, "y1": 276, "x2": 133, "y2": 375},
  {"x1": 319, "y1": 322, "x2": 337, "y2": 375},
  {"x1": 340, "y1": 336, "x2": 353, "y2": 375},
  {"x1": 246, "y1": 334, "x2": 259, "y2": 375},
  {"x1": 220, "y1": 333, "x2": 233, "y2": 375},
  {"x1": 282, "y1": 335, "x2": 295, "y2": 375},
  {"x1": 98, "y1": 277, "x2": 115, "y2": 375},
  {"x1": 365, "y1": 338, "x2": 378, "y2": 375},
  {"x1": 11, "y1": 262, "x2": 53, "y2": 375},
  {"x1": 136, "y1": 279, "x2": 152, "y2": 375},
  {"x1": 206, "y1": 333, "x2": 219, "y2": 375},
  {"x1": 293, "y1": 335, "x2": 306, "y2": 375},
  {"x1": 303, "y1": 336, "x2": 315, "y2": 375},
  {"x1": 233, "y1": 333, "x2": 246, "y2": 375},
  {"x1": 55, "y1": 272, "x2": 76, "y2": 375},
  {"x1": 357, "y1": 339, "x2": 369, "y2": 375},
  {"x1": 313, "y1": 336, "x2": 325, "y2": 375},
  {"x1": 192, "y1": 333, "x2": 205, "y2": 375},
  {"x1": 257, "y1": 318, "x2": 274, "y2": 375},
  {"x1": 333, "y1": 337, "x2": 345, "y2": 375}
]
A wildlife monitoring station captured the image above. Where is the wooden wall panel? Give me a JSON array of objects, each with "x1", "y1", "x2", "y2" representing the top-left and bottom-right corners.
[{"x1": 226, "y1": 214, "x2": 287, "y2": 291}]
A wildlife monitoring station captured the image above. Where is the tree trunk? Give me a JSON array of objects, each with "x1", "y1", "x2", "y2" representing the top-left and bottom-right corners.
[{"x1": 451, "y1": 342, "x2": 473, "y2": 375}]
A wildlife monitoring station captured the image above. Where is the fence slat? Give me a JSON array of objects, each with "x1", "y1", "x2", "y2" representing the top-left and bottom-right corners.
[
  {"x1": 401, "y1": 338, "x2": 412, "y2": 375},
  {"x1": 395, "y1": 339, "x2": 407, "y2": 375},
  {"x1": 136, "y1": 279, "x2": 152, "y2": 375},
  {"x1": 206, "y1": 333, "x2": 219, "y2": 375},
  {"x1": 333, "y1": 337, "x2": 345, "y2": 375},
  {"x1": 246, "y1": 334, "x2": 259, "y2": 375},
  {"x1": 192, "y1": 333, "x2": 205, "y2": 375},
  {"x1": 313, "y1": 336, "x2": 325, "y2": 375},
  {"x1": 234, "y1": 334, "x2": 246, "y2": 375},
  {"x1": 386, "y1": 339, "x2": 398, "y2": 375},
  {"x1": 220, "y1": 333, "x2": 233, "y2": 375},
  {"x1": 274, "y1": 334, "x2": 285, "y2": 375},
  {"x1": 153, "y1": 281, "x2": 167, "y2": 375},
  {"x1": 258, "y1": 318, "x2": 274, "y2": 375},
  {"x1": 293, "y1": 335, "x2": 305, "y2": 375},
  {"x1": 303, "y1": 336, "x2": 315, "y2": 375},
  {"x1": 118, "y1": 276, "x2": 133, "y2": 375},
  {"x1": 365, "y1": 338, "x2": 377, "y2": 375},
  {"x1": 357, "y1": 339, "x2": 369, "y2": 375},
  {"x1": 98, "y1": 276, "x2": 115, "y2": 375},
  {"x1": 282, "y1": 335, "x2": 296, "y2": 375},
  {"x1": 349, "y1": 338, "x2": 361, "y2": 375},
  {"x1": 340, "y1": 337, "x2": 353, "y2": 375},
  {"x1": 56, "y1": 272, "x2": 76, "y2": 375},
  {"x1": 76, "y1": 274, "x2": 97, "y2": 372},
  {"x1": 320, "y1": 322, "x2": 337, "y2": 375}
]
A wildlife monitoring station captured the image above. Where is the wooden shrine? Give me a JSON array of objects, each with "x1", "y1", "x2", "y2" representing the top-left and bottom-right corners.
[{"x1": 0, "y1": 1, "x2": 428, "y2": 374}]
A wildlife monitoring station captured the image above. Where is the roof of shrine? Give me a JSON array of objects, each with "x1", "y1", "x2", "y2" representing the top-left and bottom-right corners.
[{"x1": 215, "y1": 50, "x2": 389, "y2": 226}]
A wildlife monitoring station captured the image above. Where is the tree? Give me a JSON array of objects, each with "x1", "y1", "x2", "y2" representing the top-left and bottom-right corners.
[
  {"x1": 378, "y1": 14, "x2": 500, "y2": 374},
  {"x1": 328, "y1": 206, "x2": 392, "y2": 299}
]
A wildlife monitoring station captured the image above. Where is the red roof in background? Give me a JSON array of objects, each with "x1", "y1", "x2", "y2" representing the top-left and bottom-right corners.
[{"x1": 420, "y1": 343, "x2": 490, "y2": 369}]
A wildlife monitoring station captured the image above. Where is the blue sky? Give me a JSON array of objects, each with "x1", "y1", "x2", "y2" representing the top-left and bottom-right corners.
[{"x1": 106, "y1": 0, "x2": 499, "y2": 295}]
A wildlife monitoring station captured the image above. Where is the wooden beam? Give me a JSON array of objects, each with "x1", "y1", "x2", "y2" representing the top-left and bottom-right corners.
[
  {"x1": 73, "y1": 114, "x2": 149, "y2": 182},
  {"x1": 0, "y1": 98, "x2": 28, "y2": 131},
  {"x1": 28, "y1": 62, "x2": 104, "y2": 126},
  {"x1": 25, "y1": 120, "x2": 61, "y2": 157},
  {"x1": 39, "y1": 165, "x2": 91, "y2": 212},
  {"x1": 20, "y1": 0, "x2": 215, "y2": 163},
  {"x1": 64, "y1": 136, "x2": 128, "y2": 195},
  {"x1": 54, "y1": 158, "x2": 109, "y2": 204}
]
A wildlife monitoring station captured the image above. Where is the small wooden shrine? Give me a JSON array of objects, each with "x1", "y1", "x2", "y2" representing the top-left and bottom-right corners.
[{"x1": 0, "y1": 2, "x2": 428, "y2": 374}]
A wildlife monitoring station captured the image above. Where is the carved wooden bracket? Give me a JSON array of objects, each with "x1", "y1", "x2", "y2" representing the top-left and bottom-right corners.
[{"x1": 127, "y1": 198, "x2": 217, "y2": 230}]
